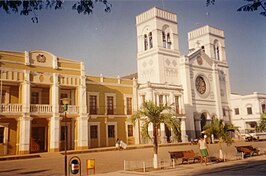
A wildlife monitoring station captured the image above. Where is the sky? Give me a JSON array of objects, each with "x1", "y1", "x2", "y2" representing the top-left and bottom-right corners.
[{"x1": 0, "y1": 0, "x2": 265, "y2": 95}]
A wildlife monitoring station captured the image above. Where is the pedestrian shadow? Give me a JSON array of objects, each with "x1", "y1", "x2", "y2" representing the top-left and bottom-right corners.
[
  {"x1": 192, "y1": 159, "x2": 266, "y2": 175},
  {"x1": 19, "y1": 169, "x2": 50, "y2": 175}
]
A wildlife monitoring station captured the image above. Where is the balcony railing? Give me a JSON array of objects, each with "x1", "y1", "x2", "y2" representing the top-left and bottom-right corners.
[
  {"x1": 0, "y1": 104, "x2": 22, "y2": 113},
  {"x1": 0, "y1": 104, "x2": 79, "y2": 115},
  {"x1": 60, "y1": 105, "x2": 79, "y2": 114},
  {"x1": 30, "y1": 104, "x2": 53, "y2": 114}
]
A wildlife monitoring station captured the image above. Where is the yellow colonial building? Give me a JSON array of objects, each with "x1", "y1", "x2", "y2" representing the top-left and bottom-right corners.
[{"x1": 0, "y1": 50, "x2": 135, "y2": 156}]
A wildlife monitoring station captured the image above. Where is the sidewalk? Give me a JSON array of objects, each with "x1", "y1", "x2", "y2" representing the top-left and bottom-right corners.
[
  {"x1": 1, "y1": 141, "x2": 266, "y2": 175},
  {"x1": 95, "y1": 154, "x2": 266, "y2": 176}
]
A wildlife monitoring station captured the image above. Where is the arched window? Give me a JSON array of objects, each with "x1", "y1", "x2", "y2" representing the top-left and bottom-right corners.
[
  {"x1": 144, "y1": 34, "x2": 148, "y2": 51},
  {"x1": 162, "y1": 31, "x2": 166, "y2": 48},
  {"x1": 167, "y1": 33, "x2": 171, "y2": 49},
  {"x1": 149, "y1": 32, "x2": 153, "y2": 49},
  {"x1": 214, "y1": 40, "x2": 220, "y2": 60}
]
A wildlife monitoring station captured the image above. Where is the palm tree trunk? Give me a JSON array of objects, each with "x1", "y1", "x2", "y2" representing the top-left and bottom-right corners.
[{"x1": 153, "y1": 124, "x2": 158, "y2": 169}]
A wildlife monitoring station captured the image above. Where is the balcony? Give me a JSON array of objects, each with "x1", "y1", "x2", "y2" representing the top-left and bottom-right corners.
[
  {"x1": 0, "y1": 104, "x2": 22, "y2": 114},
  {"x1": 30, "y1": 104, "x2": 52, "y2": 114},
  {"x1": 59, "y1": 105, "x2": 79, "y2": 114},
  {"x1": 0, "y1": 104, "x2": 79, "y2": 115}
]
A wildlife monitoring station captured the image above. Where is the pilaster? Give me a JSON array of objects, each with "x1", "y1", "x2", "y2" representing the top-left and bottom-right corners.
[
  {"x1": 76, "y1": 115, "x2": 89, "y2": 150},
  {"x1": 22, "y1": 70, "x2": 30, "y2": 113},
  {"x1": 48, "y1": 115, "x2": 61, "y2": 152},
  {"x1": 17, "y1": 115, "x2": 32, "y2": 155}
]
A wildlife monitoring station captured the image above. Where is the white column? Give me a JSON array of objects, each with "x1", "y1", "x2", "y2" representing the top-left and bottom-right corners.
[
  {"x1": 76, "y1": 116, "x2": 89, "y2": 150},
  {"x1": 180, "y1": 117, "x2": 188, "y2": 142},
  {"x1": 49, "y1": 73, "x2": 61, "y2": 152},
  {"x1": 212, "y1": 63, "x2": 223, "y2": 118},
  {"x1": 18, "y1": 116, "x2": 32, "y2": 154},
  {"x1": 49, "y1": 116, "x2": 61, "y2": 152},
  {"x1": 22, "y1": 70, "x2": 30, "y2": 113},
  {"x1": 77, "y1": 63, "x2": 89, "y2": 150}
]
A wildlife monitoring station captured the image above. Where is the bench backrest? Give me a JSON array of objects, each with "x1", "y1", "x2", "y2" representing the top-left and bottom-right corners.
[
  {"x1": 183, "y1": 150, "x2": 195, "y2": 158},
  {"x1": 236, "y1": 146, "x2": 253, "y2": 153},
  {"x1": 169, "y1": 151, "x2": 183, "y2": 159}
]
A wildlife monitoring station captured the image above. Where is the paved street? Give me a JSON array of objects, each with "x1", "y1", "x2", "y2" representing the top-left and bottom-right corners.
[{"x1": 0, "y1": 141, "x2": 266, "y2": 175}]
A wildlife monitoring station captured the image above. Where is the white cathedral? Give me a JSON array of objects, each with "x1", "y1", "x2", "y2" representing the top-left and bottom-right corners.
[{"x1": 134, "y1": 7, "x2": 232, "y2": 142}]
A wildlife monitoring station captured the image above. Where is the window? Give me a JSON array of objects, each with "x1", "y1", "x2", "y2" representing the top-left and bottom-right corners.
[
  {"x1": 162, "y1": 31, "x2": 166, "y2": 48},
  {"x1": 234, "y1": 108, "x2": 240, "y2": 115},
  {"x1": 126, "y1": 97, "x2": 132, "y2": 115},
  {"x1": 149, "y1": 32, "x2": 153, "y2": 49},
  {"x1": 141, "y1": 95, "x2": 145, "y2": 104},
  {"x1": 90, "y1": 125, "x2": 98, "y2": 139},
  {"x1": 175, "y1": 96, "x2": 180, "y2": 114},
  {"x1": 128, "y1": 125, "x2": 133, "y2": 137},
  {"x1": 159, "y1": 95, "x2": 163, "y2": 105},
  {"x1": 247, "y1": 107, "x2": 253, "y2": 115},
  {"x1": 262, "y1": 104, "x2": 266, "y2": 113},
  {"x1": 107, "y1": 96, "x2": 114, "y2": 115},
  {"x1": 214, "y1": 40, "x2": 220, "y2": 61},
  {"x1": 167, "y1": 33, "x2": 171, "y2": 48},
  {"x1": 108, "y1": 125, "x2": 115, "y2": 138},
  {"x1": 89, "y1": 95, "x2": 97, "y2": 115},
  {"x1": 223, "y1": 108, "x2": 226, "y2": 117},
  {"x1": 0, "y1": 127, "x2": 4, "y2": 143},
  {"x1": 144, "y1": 34, "x2": 148, "y2": 51},
  {"x1": 31, "y1": 92, "x2": 39, "y2": 104}
]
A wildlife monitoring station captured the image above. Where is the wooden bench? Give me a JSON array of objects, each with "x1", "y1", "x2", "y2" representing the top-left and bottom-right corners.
[
  {"x1": 169, "y1": 150, "x2": 200, "y2": 164},
  {"x1": 235, "y1": 145, "x2": 260, "y2": 158}
]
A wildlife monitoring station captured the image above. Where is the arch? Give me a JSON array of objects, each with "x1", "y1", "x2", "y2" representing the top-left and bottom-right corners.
[
  {"x1": 148, "y1": 32, "x2": 153, "y2": 49},
  {"x1": 200, "y1": 112, "x2": 207, "y2": 131},
  {"x1": 213, "y1": 39, "x2": 221, "y2": 61},
  {"x1": 161, "y1": 25, "x2": 173, "y2": 49}
]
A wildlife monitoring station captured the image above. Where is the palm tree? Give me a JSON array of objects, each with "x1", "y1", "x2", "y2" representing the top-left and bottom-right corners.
[
  {"x1": 256, "y1": 113, "x2": 266, "y2": 132},
  {"x1": 129, "y1": 101, "x2": 181, "y2": 169},
  {"x1": 203, "y1": 118, "x2": 239, "y2": 160}
]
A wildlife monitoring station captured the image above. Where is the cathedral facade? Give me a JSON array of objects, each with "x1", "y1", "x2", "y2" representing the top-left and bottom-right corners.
[{"x1": 135, "y1": 7, "x2": 231, "y2": 142}]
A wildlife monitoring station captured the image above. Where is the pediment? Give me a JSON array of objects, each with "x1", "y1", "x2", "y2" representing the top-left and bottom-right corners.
[
  {"x1": 187, "y1": 49, "x2": 213, "y2": 69},
  {"x1": 28, "y1": 50, "x2": 58, "y2": 69}
]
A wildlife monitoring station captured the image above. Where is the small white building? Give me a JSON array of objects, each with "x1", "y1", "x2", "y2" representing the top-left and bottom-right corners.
[{"x1": 230, "y1": 92, "x2": 266, "y2": 134}]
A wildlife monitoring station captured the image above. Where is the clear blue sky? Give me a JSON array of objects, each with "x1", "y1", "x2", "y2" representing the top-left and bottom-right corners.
[{"x1": 1, "y1": 0, "x2": 265, "y2": 95}]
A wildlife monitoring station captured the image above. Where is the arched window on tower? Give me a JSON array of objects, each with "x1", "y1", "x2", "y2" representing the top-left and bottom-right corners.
[
  {"x1": 149, "y1": 32, "x2": 153, "y2": 49},
  {"x1": 214, "y1": 40, "x2": 220, "y2": 61},
  {"x1": 167, "y1": 33, "x2": 171, "y2": 49},
  {"x1": 162, "y1": 31, "x2": 166, "y2": 48},
  {"x1": 144, "y1": 34, "x2": 148, "y2": 51}
]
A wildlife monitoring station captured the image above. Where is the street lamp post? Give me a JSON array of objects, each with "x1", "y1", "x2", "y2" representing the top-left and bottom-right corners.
[{"x1": 61, "y1": 98, "x2": 69, "y2": 176}]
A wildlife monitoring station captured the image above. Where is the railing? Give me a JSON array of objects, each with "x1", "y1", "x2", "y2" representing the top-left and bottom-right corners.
[
  {"x1": 60, "y1": 105, "x2": 79, "y2": 114},
  {"x1": 0, "y1": 104, "x2": 79, "y2": 114},
  {"x1": 30, "y1": 104, "x2": 52, "y2": 114},
  {"x1": 0, "y1": 104, "x2": 22, "y2": 113}
]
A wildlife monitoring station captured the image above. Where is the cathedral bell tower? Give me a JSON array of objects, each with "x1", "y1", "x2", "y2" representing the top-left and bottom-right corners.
[{"x1": 136, "y1": 7, "x2": 180, "y2": 85}]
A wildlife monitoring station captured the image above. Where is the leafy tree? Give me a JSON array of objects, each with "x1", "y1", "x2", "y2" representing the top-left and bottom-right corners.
[
  {"x1": 0, "y1": 0, "x2": 112, "y2": 23},
  {"x1": 207, "y1": 0, "x2": 266, "y2": 17},
  {"x1": 256, "y1": 113, "x2": 266, "y2": 132},
  {"x1": 129, "y1": 101, "x2": 181, "y2": 169},
  {"x1": 203, "y1": 118, "x2": 239, "y2": 160}
]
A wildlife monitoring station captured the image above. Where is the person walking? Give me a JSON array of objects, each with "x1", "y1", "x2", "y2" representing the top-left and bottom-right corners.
[{"x1": 198, "y1": 134, "x2": 209, "y2": 165}]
